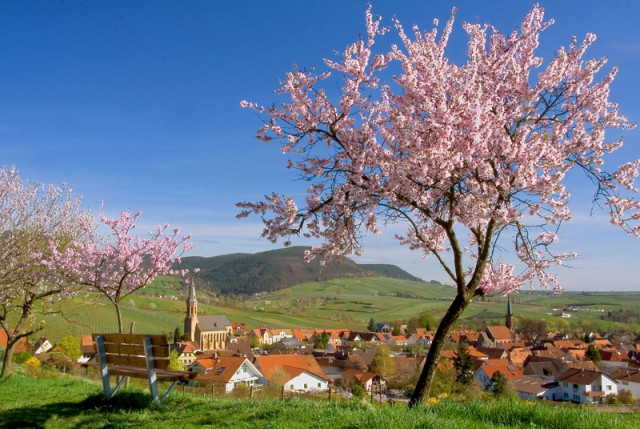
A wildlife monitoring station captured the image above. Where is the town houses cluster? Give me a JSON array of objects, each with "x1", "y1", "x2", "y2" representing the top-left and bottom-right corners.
[{"x1": 4, "y1": 284, "x2": 640, "y2": 404}]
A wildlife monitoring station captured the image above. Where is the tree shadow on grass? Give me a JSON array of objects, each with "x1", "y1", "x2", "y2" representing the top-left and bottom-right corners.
[{"x1": 0, "y1": 391, "x2": 155, "y2": 428}]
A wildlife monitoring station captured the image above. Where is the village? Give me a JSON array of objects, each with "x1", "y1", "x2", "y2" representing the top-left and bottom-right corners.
[{"x1": 4, "y1": 282, "x2": 639, "y2": 406}]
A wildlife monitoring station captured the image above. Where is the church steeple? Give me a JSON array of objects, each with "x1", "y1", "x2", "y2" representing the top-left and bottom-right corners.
[
  {"x1": 505, "y1": 294, "x2": 514, "y2": 331},
  {"x1": 184, "y1": 281, "x2": 198, "y2": 342},
  {"x1": 187, "y1": 281, "x2": 197, "y2": 305}
]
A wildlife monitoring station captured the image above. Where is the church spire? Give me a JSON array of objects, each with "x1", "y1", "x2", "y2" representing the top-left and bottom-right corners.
[
  {"x1": 505, "y1": 294, "x2": 514, "y2": 330},
  {"x1": 187, "y1": 281, "x2": 197, "y2": 304},
  {"x1": 184, "y1": 280, "x2": 199, "y2": 342}
]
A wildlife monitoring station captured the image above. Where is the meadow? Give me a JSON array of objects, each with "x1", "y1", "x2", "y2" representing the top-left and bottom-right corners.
[{"x1": 1, "y1": 373, "x2": 638, "y2": 429}]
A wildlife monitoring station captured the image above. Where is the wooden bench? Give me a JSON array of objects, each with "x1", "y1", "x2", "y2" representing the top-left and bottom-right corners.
[{"x1": 84, "y1": 333, "x2": 196, "y2": 402}]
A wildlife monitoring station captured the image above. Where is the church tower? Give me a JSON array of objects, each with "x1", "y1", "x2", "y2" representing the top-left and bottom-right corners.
[
  {"x1": 184, "y1": 281, "x2": 198, "y2": 342},
  {"x1": 505, "y1": 294, "x2": 514, "y2": 331}
]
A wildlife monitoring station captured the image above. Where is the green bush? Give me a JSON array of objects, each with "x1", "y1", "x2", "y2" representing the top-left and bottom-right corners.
[
  {"x1": 351, "y1": 384, "x2": 365, "y2": 398},
  {"x1": 12, "y1": 351, "x2": 32, "y2": 365}
]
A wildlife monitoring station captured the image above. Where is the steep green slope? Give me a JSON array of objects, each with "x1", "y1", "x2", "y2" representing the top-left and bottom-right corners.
[{"x1": 178, "y1": 246, "x2": 423, "y2": 295}]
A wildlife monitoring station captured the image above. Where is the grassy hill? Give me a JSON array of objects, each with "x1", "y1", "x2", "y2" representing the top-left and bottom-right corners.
[
  {"x1": 177, "y1": 246, "x2": 423, "y2": 295},
  {"x1": 23, "y1": 273, "x2": 640, "y2": 346}
]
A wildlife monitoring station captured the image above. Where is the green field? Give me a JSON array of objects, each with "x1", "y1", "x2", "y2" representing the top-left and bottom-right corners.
[
  {"x1": 18, "y1": 275, "x2": 640, "y2": 344},
  {"x1": 1, "y1": 374, "x2": 638, "y2": 429}
]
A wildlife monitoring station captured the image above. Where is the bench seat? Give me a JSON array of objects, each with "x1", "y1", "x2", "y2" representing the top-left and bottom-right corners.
[{"x1": 84, "y1": 333, "x2": 196, "y2": 402}]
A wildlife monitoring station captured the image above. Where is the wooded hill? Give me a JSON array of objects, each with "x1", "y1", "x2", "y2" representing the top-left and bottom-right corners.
[{"x1": 176, "y1": 246, "x2": 423, "y2": 295}]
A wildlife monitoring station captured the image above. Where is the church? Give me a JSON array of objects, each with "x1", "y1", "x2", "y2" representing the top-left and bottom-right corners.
[{"x1": 184, "y1": 282, "x2": 232, "y2": 350}]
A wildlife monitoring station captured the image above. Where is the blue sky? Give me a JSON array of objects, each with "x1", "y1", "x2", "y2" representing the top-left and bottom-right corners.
[{"x1": 1, "y1": 1, "x2": 639, "y2": 291}]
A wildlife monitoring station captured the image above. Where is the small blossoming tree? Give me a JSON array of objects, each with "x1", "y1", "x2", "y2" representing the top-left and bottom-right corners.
[
  {"x1": 47, "y1": 203, "x2": 196, "y2": 333},
  {"x1": 238, "y1": 6, "x2": 639, "y2": 405},
  {"x1": 0, "y1": 167, "x2": 90, "y2": 378}
]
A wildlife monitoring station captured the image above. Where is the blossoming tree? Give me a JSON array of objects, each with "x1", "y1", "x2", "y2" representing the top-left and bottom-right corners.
[
  {"x1": 47, "y1": 203, "x2": 196, "y2": 334},
  {"x1": 0, "y1": 167, "x2": 90, "y2": 377},
  {"x1": 238, "y1": 6, "x2": 639, "y2": 405}
]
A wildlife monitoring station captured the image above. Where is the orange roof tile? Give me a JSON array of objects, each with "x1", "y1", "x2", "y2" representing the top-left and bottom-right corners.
[
  {"x1": 486, "y1": 326, "x2": 513, "y2": 341},
  {"x1": 255, "y1": 354, "x2": 327, "y2": 381},
  {"x1": 479, "y1": 364, "x2": 523, "y2": 380},
  {"x1": 0, "y1": 329, "x2": 29, "y2": 352},
  {"x1": 194, "y1": 356, "x2": 251, "y2": 383}
]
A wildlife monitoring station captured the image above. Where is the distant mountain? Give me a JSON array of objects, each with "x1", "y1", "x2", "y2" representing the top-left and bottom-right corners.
[{"x1": 176, "y1": 246, "x2": 422, "y2": 295}]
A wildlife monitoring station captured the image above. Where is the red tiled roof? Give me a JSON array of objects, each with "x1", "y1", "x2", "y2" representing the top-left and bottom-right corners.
[
  {"x1": 0, "y1": 329, "x2": 29, "y2": 352},
  {"x1": 255, "y1": 354, "x2": 327, "y2": 381},
  {"x1": 486, "y1": 326, "x2": 513, "y2": 341},
  {"x1": 553, "y1": 340, "x2": 586, "y2": 349},
  {"x1": 194, "y1": 356, "x2": 251, "y2": 383},
  {"x1": 478, "y1": 364, "x2": 523, "y2": 380},
  {"x1": 80, "y1": 335, "x2": 95, "y2": 354},
  {"x1": 599, "y1": 350, "x2": 629, "y2": 362},
  {"x1": 342, "y1": 367, "x2": 378, "y2": 384}
]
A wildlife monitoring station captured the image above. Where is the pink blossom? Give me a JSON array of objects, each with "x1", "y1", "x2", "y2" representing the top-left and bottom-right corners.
[
  {"x1": 237, "y1": 5, "x2": 639, "y2": 403},
  {"x1": 46, "y1": 202, "x2": 196, "y2": 333}
]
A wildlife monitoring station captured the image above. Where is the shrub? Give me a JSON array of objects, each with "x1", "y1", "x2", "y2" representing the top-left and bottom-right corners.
[
  {"x1": 12, "y1": 351, "x2": 32, "y2": 365},
  {"x1": 351, "y1": 384, "x2": 365, "y2": 398},
  {"x1": 616, "y1": 389, "x2": 638, "y2": 405},
  {"x1": 22, "y1": 356, "x2": 41, "y2": 375}
]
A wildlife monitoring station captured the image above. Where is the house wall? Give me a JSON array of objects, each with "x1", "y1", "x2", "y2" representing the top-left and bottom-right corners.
[
  {"x1": 284, "y1": 372, "x2": 328, "y2": 392},
  {"x1": 557, "y1": 376, "x2": 617, "y2": 404},
  {"x1": 229, "y1": 362, "x2": 261, "y2": 392},
  {"x1": 615, "y1": 380, "x2": 640, "y2": 397}
]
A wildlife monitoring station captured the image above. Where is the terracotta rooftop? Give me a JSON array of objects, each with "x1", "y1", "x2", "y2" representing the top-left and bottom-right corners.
[
  {"x1": 478, "y1": 364, "x2": 523, "y2": 380},
  {"x1": 486, "y1": 326, "x2": 513, "y2": 341},
  {"x1": 194, "y1": 356, "x2": 252, "y2": 383},
  {"x1": 254, "y1": 354, "x2": 327, "y2": 381}
]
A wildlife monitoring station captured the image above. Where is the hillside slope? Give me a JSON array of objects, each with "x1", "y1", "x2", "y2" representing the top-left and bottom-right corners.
[{"x1": 177, "y1": 246, "x2": 422, "y2": 294}]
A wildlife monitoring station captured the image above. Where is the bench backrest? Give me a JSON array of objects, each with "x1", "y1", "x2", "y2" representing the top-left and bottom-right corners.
[{"x1": 92, "y1": 333, "x2": 172, "y2": 370}]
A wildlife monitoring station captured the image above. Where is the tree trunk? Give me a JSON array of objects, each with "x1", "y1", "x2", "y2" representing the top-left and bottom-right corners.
[
  {"x1": 409, "y1": 293, "x2": 471, "y2": 407},
  {"x1": 115, "y1": 302, "x2": 124, "y2": 334},
  {"x1": 0, "y1": 342, "x2": 15, "y2": 378}
]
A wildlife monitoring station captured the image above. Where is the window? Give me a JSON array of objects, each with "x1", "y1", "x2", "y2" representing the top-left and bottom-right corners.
[
  {"x1": 573, "y1": 394, "x2": 580, "y2": 401},
  {"x1": 318, "y1": 383, "x2": 321, "y2": 388},
  {"x1": 607, "y1": 385, "x2": 612, "y2": 391},
  {"x1": 304, "y1": 384, "x2": 308, "y2": 389},
  {"x1": 564, "y1": 392, "x2": 568, "y2": 398}
]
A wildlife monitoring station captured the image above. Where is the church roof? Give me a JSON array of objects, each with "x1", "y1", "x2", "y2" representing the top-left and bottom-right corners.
[
  {"x1": 197, "y1": 315, "x2": 231, "y2": 332},
  {"x1": 486, "y1": 326, "x2": 513, "y2": 341}
]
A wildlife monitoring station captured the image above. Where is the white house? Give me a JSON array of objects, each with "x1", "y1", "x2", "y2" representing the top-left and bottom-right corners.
[
  {"x1": 255, "y1": 354, "x2": 329, "y2": 393},
  {"x1": 555, "y1": 368, "x2": 617, "y2": 404},
  {"x1": 32, "y1": 337, "x2": 53, "y2": 355},
  {"x1": 610, "y1": 368, "x2": 640, "y2": 398},
  {"x1": 280, "y1": 367, "x2": 329, "y2": 392},
  {"x1": 191, "y1": 355, "x2": 263, "y2": 393}
]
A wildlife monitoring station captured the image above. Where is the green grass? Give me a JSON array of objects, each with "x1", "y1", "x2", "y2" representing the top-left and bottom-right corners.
[{"x1": 1, "y1": 374, "x2": 638, "y2": 428}]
